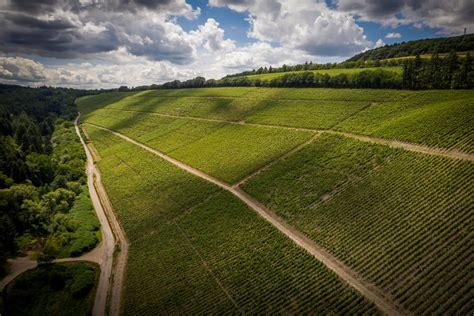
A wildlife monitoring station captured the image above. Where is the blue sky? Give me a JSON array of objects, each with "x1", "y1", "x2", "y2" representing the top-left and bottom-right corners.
[
  {"x1": 0, "y1": 0, "x2": 470, "y2": 88},
  {"x1": 180, "y1": 0, "x2": 444, "y2": 48}
]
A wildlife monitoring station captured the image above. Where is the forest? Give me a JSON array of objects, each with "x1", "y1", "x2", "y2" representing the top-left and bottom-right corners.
[{"x1": 0, "y1": 85, "x2": 99, "y2": 276}]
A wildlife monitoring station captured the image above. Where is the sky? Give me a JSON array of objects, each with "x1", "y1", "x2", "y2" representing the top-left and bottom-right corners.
[{"x1": 0, "y1": 0, "x2": 472, "y2": 88}]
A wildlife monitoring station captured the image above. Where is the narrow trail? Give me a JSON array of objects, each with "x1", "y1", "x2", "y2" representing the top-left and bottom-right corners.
[
  {"x1": 102, "y1": 108, "x2": 474, "y2": 162},
  {"x1": 85, "y1": 123, "x2": 406, "y2": 316},
  {"x1": 76, "y1": 114, "x2": 130, "y2": 316},
  {"x1": 0, "y1": 236, "x2": 105, "y2": 292},
  {"x1": 75, "y1": 114, "x2": 117, "y2": 316},
  {"x1": 0, "y1": 256, "x2": 38, "y2": 291}
]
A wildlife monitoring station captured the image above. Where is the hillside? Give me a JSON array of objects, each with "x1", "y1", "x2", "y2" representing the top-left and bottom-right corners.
[
  {"x1": 348, "y1": 33, "x2": 474, "y2": 62},
  {"x1": 76, "y1": 88, "x2": 474, "y2": 314}
]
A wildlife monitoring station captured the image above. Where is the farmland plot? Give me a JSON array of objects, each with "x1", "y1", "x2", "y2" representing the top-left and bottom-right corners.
[
  {"x1": 335, "y1": 90, "x2": 474, "y2": 153},
  {"x1": 84, "y1": 126, "x2": 378, "y2": 315},
  {"x1": 246, "y1": 99, "x2": 372, "y2": 129},
  {"x1": 83, "y1": 109, "x2": 313, "y2": 183},
  {"x1": 242, "y1": 133, "x2": 474, "y2": 314},
  {"x1": 245, "y1": 66, "x2": 403, "y2": 81},
  {"x1": 80, "y1": 88, "x2": 474, "y2": 153}
]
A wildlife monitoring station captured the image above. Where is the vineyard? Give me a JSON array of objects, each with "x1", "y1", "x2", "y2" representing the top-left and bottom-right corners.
[
  {"x1": 83, "y1": 126, "x2": 378, "y2": 314},
  {"x1": 241, "y1": 133, "x2": 473, "y2": 313},
  {"x1": 82, "y1": 109, "x2": 313, "y2": 183},
  {"x1": 77, "y1": 86, "x2": 473, "y2": 314},
  {"x1": 78, "y1": 88, "x2": 474, "y2": 153}
]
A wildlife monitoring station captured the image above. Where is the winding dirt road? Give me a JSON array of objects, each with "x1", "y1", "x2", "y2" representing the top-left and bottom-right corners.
[
  {"x1": 75, "y1": 114, "x2": 116, "y2": 315},
  {"x1": 85, "y1": 123, "x2": 406, "y2": 316},
  {"x1": 76, "y1": 114, "x2": 129, "y2": 316}
]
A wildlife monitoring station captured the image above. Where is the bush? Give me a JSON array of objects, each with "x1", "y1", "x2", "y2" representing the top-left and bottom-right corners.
[{"x1": 70, "y1": 269, "x2": 95, "y2": 298}]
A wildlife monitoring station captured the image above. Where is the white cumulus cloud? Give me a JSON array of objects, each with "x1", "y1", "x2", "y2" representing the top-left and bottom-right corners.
[{"x1": 385, "y1": 32, "x2": 402, "y2": 39}]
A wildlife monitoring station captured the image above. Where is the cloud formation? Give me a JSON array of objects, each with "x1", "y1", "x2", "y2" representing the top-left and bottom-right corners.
[
  {"x1": 386, "y1": 32, "x2": 402, "y2": 39},
  {"x1": 337, "y1": 0, "x2": 474, "y2": 33},
  {"x1": 0, "y1": 0, "x2": 200, "y2": 63},
  {"x1": 210, "y1": 0, "x2": 371, "y2": 56},
  {"x1": 0, "y1": 56, "x2": 47, "y2": 83}
]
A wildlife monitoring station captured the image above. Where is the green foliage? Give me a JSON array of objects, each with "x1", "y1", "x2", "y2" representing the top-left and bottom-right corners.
[
  {"x1": 242, "y1": 134, "x2": 474, "y2": 313},
  {"x1": 401, "y1": 51, "x2": 474, "y2": 89},
  {"x1": 85, "y1": 126, "x2": 378, "y2": 314},
  {"x1": 0, "y1": 118, "x2": 99, "y2": 264},
  {"x1": 1, "y1": 262, "x2": 98, "y2": 315}
]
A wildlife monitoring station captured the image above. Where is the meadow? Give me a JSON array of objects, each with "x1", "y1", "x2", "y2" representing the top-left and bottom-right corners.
[
  {"x1": 83, "y1": 126, "x2": 378, "y2": 315},
  {"x1": 244, "y1": 66, "x2": 403, "y2": 81},
  {"x1": 241, "y1": 133, "x2": 473, "y2": 314}
]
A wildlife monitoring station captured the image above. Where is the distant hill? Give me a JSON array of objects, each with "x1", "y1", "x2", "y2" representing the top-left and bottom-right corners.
[{"x1": 347, "y1": 33, "x2": 474, "y2": 62}]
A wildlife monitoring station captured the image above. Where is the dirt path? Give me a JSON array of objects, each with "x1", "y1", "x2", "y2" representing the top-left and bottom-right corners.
[
  {"x1": 85, "y1": 123, "x2": 406, "y2": 316},
  {"x1": 104, "y1": 108, "x2": 473, "y2": 162},
  {"x1": 0, "y1": 244, "x2": 104, "y2": 292},
  {"x1": 76, "y1": 114, "x2": 129, "y2": 316},
  {"x1": 75, "y1": 114, "x2": 117, "y2": 315},
  {"x1": 0, "y1": 256, "x2": 38, "y2": 291}
]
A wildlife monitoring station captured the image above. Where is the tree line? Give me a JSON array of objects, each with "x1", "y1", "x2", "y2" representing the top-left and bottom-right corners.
[
  {"x1": 129, "y1": 51, "x2": 472, "y2": 90},
  {"x1": 403, "y1": 51, "x2": 473, "y2": 89}
]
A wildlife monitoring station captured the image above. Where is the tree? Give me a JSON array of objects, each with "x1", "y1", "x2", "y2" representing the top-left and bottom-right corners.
[
  {"x1": 456, "y1": 52, "x2": 472, "y2": 88},
  {"x1": 429, "y1": 52, "x2": 443, "y2": 89},
  {"x1": 445, "y1": 50, "x2": 459, "y2": 87}
]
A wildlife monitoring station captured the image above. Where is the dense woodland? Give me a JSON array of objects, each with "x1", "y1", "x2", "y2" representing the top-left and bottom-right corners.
[
  {"x1": 0, "y1": 85, "x2": 99, "y2": 277},
  {"x1": 348, "y1": 33, "x2": 474, "y2": 61}
]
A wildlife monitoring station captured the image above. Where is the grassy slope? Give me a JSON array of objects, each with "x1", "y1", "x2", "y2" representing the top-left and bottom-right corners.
[
  {"x1": 1, "y1": 262, "x2": 99, "y2": 316},
  {"x1": 82, "y1": 109, "x2": 313, "y2": 183},
  {"x1": 245, "y1": 66, "x2": 402, "y2": 81},
  {"x1": 241, "y1": 133, "x2": 474, "y2": 314},
  {"x1": 78, "y1": 88, "x2": 474, "y2": 153},
  {"x1": 84, "y1": 126, "x2": 378, "y2": 315}
]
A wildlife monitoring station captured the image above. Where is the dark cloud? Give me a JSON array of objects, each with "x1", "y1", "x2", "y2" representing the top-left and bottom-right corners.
[
  {"x1": 337, "y1": 0, "x2": 474, "y2": 33},
  {"x1": 4, "y1": 0, "x2": 190, "y2": 13},
  {"x1": 7, "y1": 0, "x2": 82, "y2": 13},
  {"x1": 0, "y1": 0, "x2": 197, "y2": 63},
  {"x1": 0, "y1": 12, "x2": 119, "y2": 58}
]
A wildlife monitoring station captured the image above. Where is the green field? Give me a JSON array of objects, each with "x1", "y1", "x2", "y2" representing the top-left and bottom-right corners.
[
  {"x1": 84, "y1": 126, "x2": 377, "y2": 314},
  {"x1": 77, "y1": 87, "x2": 473, "y2": 314},
  {"x1": 2, "y1": 262, "x2": 98, "y2": 315},
  {"x1": 78, "y1": 88, "x2": 474, "y2": 153},
  {"x1": 380, "y1": 50, "x2": 474, "y2": 62},
  {"x1": 241, "y1": 134, "x2": 473, "y2": 314},
  {"x1": 245, "y1": 66, "x2": 402, "y2": 81},
  {"x1": 82, "y1": 109, "x2": 313, "y2": 183}
]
